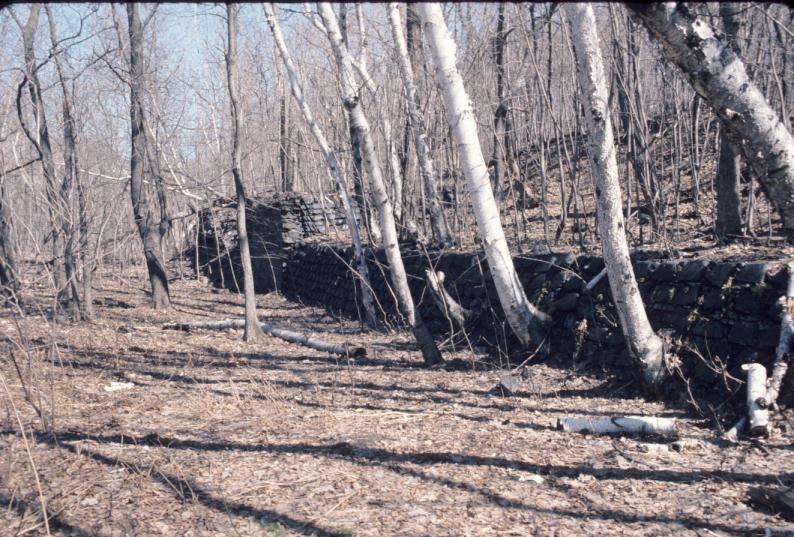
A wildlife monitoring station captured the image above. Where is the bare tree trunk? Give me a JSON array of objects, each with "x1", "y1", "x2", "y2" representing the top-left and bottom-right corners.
[
  {"x1": 263, "y1": 3, "x2": 377, "y2": 330},
  {"x1": 491, "y1": 3, "x2": 507, "y2": 202},
  {"x1": 18, "y1": 3, "x2": 67, "y2": 305},
  {"x1": 417, "y1": 2, "x2": 549, "y2": 348},
  {"x1": 128, "y1": 2, "x2": 170, "y2": 309},
  {"x1": 0, "y1": 173, "x2": 19, "y2": 301},
  {"x1": 317, "y1": 2, "x2": 443, "y2": 367},
  {"x1": 338, "y1": 4, "x2": 372, "y2": 246},
  {"x1": 277, "y1": 59, "x2": 291, "y2": 192},
  {"x1": 226, "y1": 3, "x2": 263, "y2": 341},
  {"x1": 45, "y1": 5, "x2": 91, "y2": 320},
  {"x1": 715, "y1": 2, "x2": 744, "y2": 239},
  {"x1": 566, "y1": 3, "x2": 667, "y2": 386},
  {"x1": 388, "y1": 3, "x2": 454, "y2": 248},
  {"x1": 627, "y1": 3, "x2": 794, "y2": 239}
]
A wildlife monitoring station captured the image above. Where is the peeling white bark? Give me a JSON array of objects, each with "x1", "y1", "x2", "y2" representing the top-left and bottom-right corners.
[
  {"x1": 317, "y1": 2, "x2": 443, "y2": 367},
  {"x1": 557, "y1": 416, "x2": 679, "y2": 436},
  {"x1": 566, "y1": 3, "x2": 666, "y2": 385},
  {"x1": 628, "y1": 3, "x2": 794, "y2": 237},
  {"x1": 764, "y1": 263, "x2": 794, "y2": 407},
  {"x1": 416, "y1": 2, "x2": 549, "y2": 348},
  {"x1": 388, "y1": 3, "x2": 454, "y2": 247},
  {"x1": 263, "y1": 3, "x2": 376, "y2": 329},
  {"x1": 741, "y1": 363, "x2": 769, "y2": 436}
]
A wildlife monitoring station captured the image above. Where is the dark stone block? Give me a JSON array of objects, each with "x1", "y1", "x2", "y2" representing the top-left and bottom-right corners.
[
  {"x1": 765, "y1": 265, "x2": 789, "y2": 291},
  {"x1": 632, "y1": 261, "x2": 656, "y2": 280},
  {"x1": 638, "y1": 281, "x2": 655, "y2": 299},
  {"x1": 605, "y1": 330, "x2": 625, "y2": 346},
  {"x1": 692, "y1": 319, "x2": 724, "y2": 339},
  {"x1": 702, "y1": 289, "x2": 726, "y2": 310},
  {"x1": 734, "y1": 263, "x2": 769, "y2": 284},
  {"x1": 512, "y1": 257, "x2": 537, "y2": 273},
  {"x1": 651, "y1": 262, "x2": 680, "y2": 282},
  {"x1": 672, "y1": 284, "x2": 700, "y2": 306},
  {"x1": 582, "y1": 258, "x2": 605, "y2": 279},
  {"x1": 678, "y1": 260, "x2": 710, "y2": 282},
  {"x1": 727, "y1": 322, "x2": 757, "y2": 344},
  {"x1": 552, "y1": 293, "x2": 579, "y2": 313},
  {"x1": 735, "y1": 289, "x2": 762, "y2": 315},
  {"x1": 576, "y1": 300, "x2": 593, "y2": 318},
  {"x1": 706, "y1": 263, "x2": 736, "y2": 287},
  {"x1": 528, "y1": 274, "x2": 548, "y2": 290},
  {"x1": 651, "y1": 284, "x2": 676, "y2": 304},
  {"x1": 551, "y1": 271, "x2": 573, "y2": 290},
  {"x1": 563, "y1": 314, "x2": 579, "y2": 330},
  {"x1": 766, "y1": 300, "x2": 784, "y2": 322},
  {"x1": 554, "y1": 252, "x2": 576, "y2": 267},
  {"x1": 758, "y1": 325, "x2": 781, "y2": 348},
  {"x1": 660, "y1": 309, "x2": 690, "y2": 332},
  {"x1": 533, "y1": 258, "x2": 553, "y2": 273}
]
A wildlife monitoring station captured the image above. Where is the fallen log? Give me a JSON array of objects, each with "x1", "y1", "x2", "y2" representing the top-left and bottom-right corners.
[
  {"x1": 425, "y1": 269, "x2": 471, "y2": 328},
  {"x1": 163, "y1": 320, "x2": 366, "y2": 357},
  {"x1": 557, "y1": 416, "x2": 679, "y2": 436},
  {"x1": 741, "y1": 363, "x2": 769, "y2": 436},
  {"x1": 723, "y1": 416, "x2": 746, "y2": 443}
]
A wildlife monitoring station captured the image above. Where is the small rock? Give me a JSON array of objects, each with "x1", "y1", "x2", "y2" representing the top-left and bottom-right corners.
[{"x1": 496, "y1": 374, "x2": 521, "y2": 395}]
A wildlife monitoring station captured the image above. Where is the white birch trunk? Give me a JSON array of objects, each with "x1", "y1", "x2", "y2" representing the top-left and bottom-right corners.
[
  {"x1": 741, "y1": 363, "x2": 769, "y2": 436},
  {"x1": 565, "y1": 4, "x2": 667, "y2": 385},
  {"x1": 416, "y1": 2, "x2": 549, "y2": 348},
  {"x1": 557, "y1": 416, "x2": 679, "y2": 436},
  {"x1": 388, "y1": 3, "x2": 454, "y2": 247},
  {"x1": 764, "y1": 263, "x2": 793, "y2": 407},
  {"x1": 627, "y1": 3, "x2": 794, "y2": 238},
  {"x1": 317, "y1": 2, "x2": 443, "y2": 367},
  {"x1": 263, "y1": 3, "x2": 377, "y2": 329}
]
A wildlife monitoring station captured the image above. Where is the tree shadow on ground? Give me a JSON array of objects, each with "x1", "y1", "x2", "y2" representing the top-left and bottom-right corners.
[
  {"x1": 0, "y1": 489, "x2": 100, "y2": 537},
  {"x1": 39, "y1": 438, "x2": 349, "y2": 537},
  {"x1": 35, "y1": 430, "x2": 787, "y2": 535}
]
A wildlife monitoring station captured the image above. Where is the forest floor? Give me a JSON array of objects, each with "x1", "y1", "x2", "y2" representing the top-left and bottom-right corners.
[{"x1": 1, "y1": 268, "x2": 793, "y2": 536}]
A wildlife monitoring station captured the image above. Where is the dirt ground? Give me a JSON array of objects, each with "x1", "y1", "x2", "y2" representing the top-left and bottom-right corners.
[{"x1": 1, "y1": 269, "x2": 793, "y2": 536}]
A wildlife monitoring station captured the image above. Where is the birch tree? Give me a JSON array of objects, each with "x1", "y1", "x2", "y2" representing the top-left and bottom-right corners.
[
  {"x1": 627, "y1": 2, "x2": 794, "y2": 239},
  {"x1": 316, "y1": 2, "x2": 444, "y2": 367},
  {"x1": 565, "y1": 3, "x2": 667, "y2": 385},
  {"x1": 416, "y1": 2, "x2": 549, "y2": 348},
  {"x1": 226, "y1": 3, "x2": 263, "y2": 341},
  {"x1": 387, "y1": 3, "x2": 454, "y2": 248},
  {"x1": 263, "y1": 3, "x2": 377, "y2": 329}
]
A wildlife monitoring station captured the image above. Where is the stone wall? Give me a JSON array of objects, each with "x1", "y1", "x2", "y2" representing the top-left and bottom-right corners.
[
  {"x1": 194, "y1": 194, "x2": 791, "y2": 405},
  {"x1": 281, "y1": 243, "x2": 791, "y2": 404},
  {"x1": 194, "y1": 194, "x2": 347, "y2": 293}
]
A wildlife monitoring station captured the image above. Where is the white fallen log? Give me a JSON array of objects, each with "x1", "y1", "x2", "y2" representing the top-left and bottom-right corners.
[
  {"x1": 585, "y1": 268, "x2": 608, "y2": 292},
  {"x1": 556, "y1": 416, "x2": 679, "y2": 436},
  {"x1": 425, "y1": 269, "x2": 470, "y2": 328},
  {"x1": 104, "y1": 381, "x2": 134, "y2": 393},
  {"x1": 741, "y1": 363, "x2": 769, "y2": 436},
  {"x1": 763, "y1": 262, "x2": 794, "y2": 408},
  {"x1": 163, "y1": 320, "x2": 366, "y2": 357}
]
